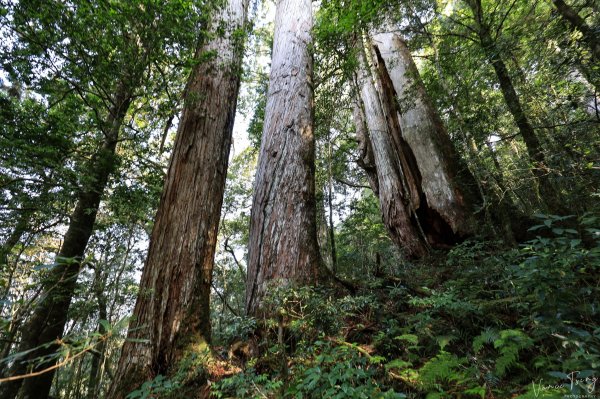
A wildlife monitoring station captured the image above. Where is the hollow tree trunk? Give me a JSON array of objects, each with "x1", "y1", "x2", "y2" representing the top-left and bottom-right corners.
[
  {"x1": 352, "y1": 100, "x2": 379, "y2": 194},
  {"x1": 466, "y1": 0, "x2": 565, "y2": 214},
  {"x1": 355, "y1": 42, "x2": 429, "y2": 258},
  {"x1": 370, "y1": 32, "x2": 479, "y2": 241},
  {"x1": 245, "y1": 0, "x2": 321, "y2": 315},
  {"x1": 107, "y1": 1, "x2": 248, "y2": 397},
  {"x1": 0, "y1": 84, "x2": 132, "y2": 399}
]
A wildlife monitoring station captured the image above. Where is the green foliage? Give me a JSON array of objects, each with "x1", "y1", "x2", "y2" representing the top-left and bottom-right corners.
[
  {"x1": 287, "y1": 341, "x2": 404, "y2": 399},
  {"x1": 473, "y1": 329, "x2": 534, "y2": 377},
  {"x1": 212, "y1": 369, "x2": 283, "y2": 399}
]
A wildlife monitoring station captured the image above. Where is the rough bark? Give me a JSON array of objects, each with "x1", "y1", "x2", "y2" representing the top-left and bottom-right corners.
[
  {"x1": 245, "y1": 0, "x2": 320, "y2": 315},
  {"x1": 370, "y1": 32, "x2": 479, "y2": 240},
  {"x1": 0, "y1": 84, "x2": 132, "y2": 399},
  {"x1": 552, "y1": 0, "x2": 600, "y2": 62},
  {"x1": 467, "y1": 0, "x2": 565, "y2": 214},
  {"x1": 355, "y1": 43, "x2": 429, "y2": 258},
  {"x1": 107, "y1": 1, "x2": 248, "y2": 397},
  {"x1": 352, "y1": 100, "x2": 379, "y2": 194}
]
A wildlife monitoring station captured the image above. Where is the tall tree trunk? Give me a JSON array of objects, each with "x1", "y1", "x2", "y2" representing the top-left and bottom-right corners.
[
  {"x1": 245, "y1": 0, "x2": 321, "y2": 315},
  {"x1": 107, "y1": 1, "x2": 248, "y2": 397},
  {"x1": 355, "y1": 41, "x2": 429, "y2": 258},
  {"x1": 352, "y1": 100, "x2": 379, "y2": 194},
  {"x1": 326, "y1": 135, "x2": 337, "y2": 275},
  {"x1": 552, "y1": 0, "x2": 600, "y2": 62},
  {"x1": 370, "y1": 32, "x2": 479, "y2": 241},
  {"x1": 0, "y1": 84, "x2": 132, "y2": 399},
  {"x1": 87, "y1": 269, "x2": 108, "y2": 399},
  {"x1": 466, "y1": 0, "x2": 565, "y2": 214}
]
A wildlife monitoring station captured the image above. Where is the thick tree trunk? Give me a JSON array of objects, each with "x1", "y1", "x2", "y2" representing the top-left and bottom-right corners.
[
  {"x1": 467, "y1": 0, "x2": 565, "y2": 214},
  {"x1": 370, "y1": 32, "x2": 479, "y2": 241},
  {"x1": 107, "y1": 1, "x2": 248, "y2": 397},
  {"x1": 552, "y1": 0, "x2": 600, "y2": 62},
  {"x1": 352, "y1": 100, "x2": 379, "y2": 194},
  {"x1": 245, "y1": 0, "x2": 320, "y2": 315},
  {"x1": 0, "y1": 84, "x2": 132, "y2": 399},
  {"x1": 355, "y1": 43, "x2": 429, "y2": 258}
]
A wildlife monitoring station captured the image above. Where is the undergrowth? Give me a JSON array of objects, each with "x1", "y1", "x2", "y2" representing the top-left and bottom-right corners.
[{"x1": 133, "y1": 214, "x2": 600, "y2": 398}]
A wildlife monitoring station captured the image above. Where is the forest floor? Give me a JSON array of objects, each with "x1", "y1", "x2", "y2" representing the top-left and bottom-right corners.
[{"x1": 202, "y1": 216, "x2": 599, "y2": 398}]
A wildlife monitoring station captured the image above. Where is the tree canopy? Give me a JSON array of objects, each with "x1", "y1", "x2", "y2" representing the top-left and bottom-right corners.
[{"x1": 0, "y1": 0, "x2": 598, "y2": 398}]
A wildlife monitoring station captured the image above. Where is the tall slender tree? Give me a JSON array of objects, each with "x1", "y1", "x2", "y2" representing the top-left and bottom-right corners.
[
  {"x1": 0, "y1": 1, "x2": 198, "y2": 397},
  {"x1": 108, "y1": 0, "x2": 249, "y2": 396},
  {"x1": 0, "y1": 81, "x2": 134, "y2": 399},
  {"x1": 465, "y1": 0, "x2": 565, "y2": 214},
  {"x1": 245, "y1": 0, "x2": 321, "y2": 315}
]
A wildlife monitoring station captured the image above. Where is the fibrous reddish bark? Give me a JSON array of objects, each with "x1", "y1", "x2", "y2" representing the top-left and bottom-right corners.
[
  {"x1": 356, "y1": 43, "x2": 429, "y2": 258},
  {"x1": 370, "y1": 32, "x2": 479, "y2": 240},
  {"x1": 245, "y1": 0, "x2": 320, "y2": 315},
  {"x1": 107, "y1": 1, "x2": 248, "y2": 397},
  {"x1": 352, "y1": 100, "x2": 379, "y2": 195}
]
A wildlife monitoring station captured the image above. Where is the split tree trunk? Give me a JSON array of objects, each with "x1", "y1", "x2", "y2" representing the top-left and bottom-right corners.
[
  {"x1": 245, "y1": 0, "x2": 320, "y2": 315},
  {"x1": 107, "y1": 1, "x2": 248, "y2": 397},
  {"x1": 0, "y1": 84, "x2": 132, "y2": 399},
  {"x1": 355, "y1": 42, "x2": 429, "y2": 258},
  {"x1": 352, "y1": 100, "x2": 379, "y2": 194},
  {"x1": 370, "y1": 33, "x2": 479, "y2": 242},
  {"x1": 466, "y1": 0, "x2": 565, "y2": 214}
]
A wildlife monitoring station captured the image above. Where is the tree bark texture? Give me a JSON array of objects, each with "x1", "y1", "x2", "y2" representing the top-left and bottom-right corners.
[
  {"x1": 352, "y1": 100, "x2": 379, "y2": 195},
  {"x1": 245, "y1": 0, "x2": 320, "y2": 315},
  {"x1": 107, "y1": 1, "x2": 248, "y2": 397},
  {"x1": 0, "y1": 84, "x2": 132, "y2": 399},
  {"x1": 370, "y1": 32, "x2": 479, "y2": 242},
  {"x1": 356, "y1": 43, "x2": 429, "y2": 258},
  {"x1": 467, "y1": 0, "x2": 565, "y2": 214}
]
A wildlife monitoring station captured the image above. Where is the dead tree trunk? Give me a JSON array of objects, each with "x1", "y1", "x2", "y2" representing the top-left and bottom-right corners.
[
  {"x1": 107, "y1": 1, "x2": 248, "y2": 397},
  {"x1": 355, "y1": 42, "x2": 429, "y2": 258},
  {"x1": 370, "y1": 32, "x2": 479, "y2": 243},
  {"x1": 245, "y1": 0, "x2": 321, "y2": 315},
  {"x1": 0, "y1": 84, "x2": 132, "y2": 399}
]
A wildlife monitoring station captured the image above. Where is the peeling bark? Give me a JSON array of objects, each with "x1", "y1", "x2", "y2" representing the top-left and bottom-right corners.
[
  {"x1": 245, "y1": 0, "x2": 321, "y2": 315},
  {"x1": 107, "y1": 1, "x2": 248, "y2": 397},
  {"x1": 355, "y1": 43, "x2": 429, "y2": 258},
  {"x1": 370, "y1": 32, "x2": 479, "y2": 240},
  {"x1": 352, "y1": 100, "x2": 379, "y2": 195}
]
